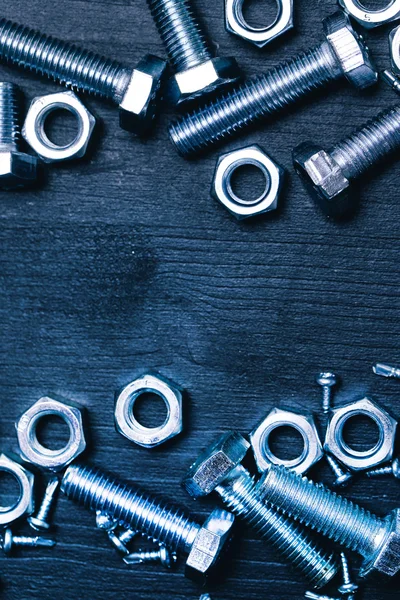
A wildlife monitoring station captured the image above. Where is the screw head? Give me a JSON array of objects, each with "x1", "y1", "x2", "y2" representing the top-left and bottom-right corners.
[
  {"x1": 338, "y1": 582, "x2": 358, "y2": 594},
  {"x1": 392, "y1": 458, "x2": 400, "y2": 479},
  {"x1": 2, "y1": 528, "x2": 14, "y2": 554},
  {"x1": 316, "y1": 372, "x2": 337, "y2": 387},
  {"x1": 28, "y1": 515, "x2": 50, "y2": 532},
  {"x1": 333, "y1": 471, "x2": 353, "y2": 488},
  {"x1": 159, "y1": 544, "x2": 177, "y2": 569}
]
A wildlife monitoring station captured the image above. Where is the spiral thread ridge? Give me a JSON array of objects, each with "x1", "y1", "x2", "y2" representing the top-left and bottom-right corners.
[
  {"x1": 216, "y1": 468, "x2": 338, "y2": 588},
  {"x1": 258, "y1": 465, "x2": 386, "y2": 558},
  {"x1": 147, "y1": 0, "x2": 212, "y2": 72},
  {"x1": 169, "y1": 42, "x2": 342, "y2": 156},
  {"x1": 0, "y1": 19, "x2": 130, "y2": 103},
  {"x1": 331, "y1": 105, "x2": 400, "y2": 180},
  {"x1": 0, "y1": 82, "x2": 21, "y2": 149},
  {"x1": 61, "y1": 464, "x2": 200, "y2": 554}
]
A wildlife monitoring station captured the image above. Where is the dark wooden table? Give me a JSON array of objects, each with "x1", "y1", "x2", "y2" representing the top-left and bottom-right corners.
[{"x1": 1, "y1": 0, "x2": 399, "y2": 598}]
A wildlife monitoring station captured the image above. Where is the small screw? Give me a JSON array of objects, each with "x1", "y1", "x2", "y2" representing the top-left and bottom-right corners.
[
  {"x1": 381, "y1": 70, "x2": 400, "y2": 95},
  {"x1": 108, "y1": 528, "x2": 138, "y2": 555},
  {"x1": 338, "y1": 552, "x2": 358, "y2": 597},
  {"x1": 373, "y1": 363, "x2": 400, "y2": 379},
  {"x1": 366, "y1": 458, "x2": 400, "y2": 480},
  {"x1": 1, "y1": 528, "x2": 56, "y2": 555},
  {"x1": 95, "y1": 511, "x2": 118, "y2": 531},
  {"x1": 123, "y1": 543, "x2": 177, "y2": 569},
  {"x1": 28, "y1": 476, "x2": 60, "y2": 532},
  {"x1": 316, "y1": 372, "x2": 337, "y2": 413},
  {"x1": 325, "y1": 454, "x2": 353, "y2": 488},
  {"x1": 305, "y1": 593, "x2": 341, "y2": 600}
]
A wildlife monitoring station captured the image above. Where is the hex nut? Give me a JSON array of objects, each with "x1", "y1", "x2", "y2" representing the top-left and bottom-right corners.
[
  {"x1": 250, "y1": 407, "x2": 324, "y2": 475},
  {"x1": 22, "y1": 91, "x2": 96, "y2": 163},
  {"x1": 115, "y1": 374, "x2": 183, "y2": 448},
  {"x1": 167, "y1": 57, "x2": 241, "y2": 106},
  {"x1": 225, "y1": 0, "x2": 294, "y2": 48},
  {"x1": 339, "y1": 0, "x2": 400, "y2": 30},
  {"x1": 0, "y1": 453, "x2": 35, "y2": 526},
  {"x1": 390, "y1": 25, "x2": 400, "y2": 74},
  {"x1": 185, "y1": 508, "x2": 235, "y2": 583},
  {"x1": 119, "y1": 55, "x2": 168, "y2": 134},
  {"x1": 324, "y1": 397, "x2": 398, "y2": 471},
  {"x1": 16, "y1": 396, "x2": 87, "y2": 470},
  {"x1": 324, "y1": 11, "x2": 377, "y2": 89},
  {"x1": 211, "y1": 145, "x2": 284, "y2": 220}
]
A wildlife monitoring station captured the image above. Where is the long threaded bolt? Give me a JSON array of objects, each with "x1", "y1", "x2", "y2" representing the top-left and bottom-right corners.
[
  {"x1": 294, "y1": 104, "x2": 400, "y2": 216},
  {"x1": 325, "y1": 454, "x2": 353, "y2": 488},
  {"x1": 339, "y1": 552, "x2": 358, "y2": 596},
  {"x1": 0, "y1": 19, "x2": 167, "y2": 134},
  {"x1": 381, "y1": 70, "x2": 400, "y2": 95},
  {"x1": 316, "y1": 372, "x2": 337, "y2": 414},
  {"x1": 0, "y1": 81, "x2": 38, "y2": 188},
  {"x1": 147, "y1": 0, "x2": 239, "y2": 105},
  {"x1": 256, "y1": 464, "x2": 400, "y2": 578},
  {"x1": 305, "y1": 593, "x2": 341, "y2": 600},
  {"x1": 28, "y1": 476, "x2": 60, "y2": 532},
  {"x1": 183, "y1": 433, "x2": 339, "y2": 589},
  {"x1": 366, "y1": 458, "x2": 400, "y2": 480},
  {"x1": 61, "y1": 463, "x2": 234, "y2": 582},
  {"x1": 123, "y1": 544, "x2": 177, "y2": 568},
  {"x1": 169, "y1": 11, "x2": 377, "y2": 156},
  {"x1": 373, "y1": 363, "x2": 400, "y2": 379},
  {"x1": 1, "y1": 528, "x2": 56, "y2": 555}
]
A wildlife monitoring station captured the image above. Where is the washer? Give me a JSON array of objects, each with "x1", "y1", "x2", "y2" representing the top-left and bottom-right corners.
[
  {"x1": 0, "y1": 453, "x2": 35, "y2": 526},
  {"x1": 339, "y1": 0, "x2": 400, "y2": 29}
]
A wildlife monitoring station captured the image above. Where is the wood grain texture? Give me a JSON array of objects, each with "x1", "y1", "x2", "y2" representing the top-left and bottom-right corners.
[{"x1": 0, "y1": 0, "x2": 399, "y2": 598}]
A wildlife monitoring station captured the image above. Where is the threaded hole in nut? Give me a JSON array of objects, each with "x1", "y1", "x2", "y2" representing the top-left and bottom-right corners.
[
  {"x1": 341, "y1": 415, "x2": 381, "y2": 452},
  {"x1": 132, "y1": 392, "x2": 169, "y2": 429},
  {"x1": 240, "y1": 0, "x2": 280, "y2": 30},
  {"x1": 355, "y1": 0, "x2": 395, "y2": 10},
  {"x1": 0, "y1": 470, "x2": 21, "y2": 511},
  {"x1": 228, "y1": 162, "x2": 270, "y2": 205},
  {"x1": 42, "y1": 107, "x2": 80, "y2": 148},
  {"x1": 267, "y1": 426, "x2": 305, "y2": 461},
  {"x1": 35, "y1": 414, "x2": 71, "y2": 451}
]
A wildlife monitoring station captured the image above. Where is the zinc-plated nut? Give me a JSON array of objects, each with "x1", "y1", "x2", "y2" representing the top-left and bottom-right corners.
[
  {"x1": 22, "y1": 91, "x2": 96, "y2": 163},
  {"x1": 324, "y1": 397, "x2": 398, "y2": 471},
  {"x1": 0, "y1": 453, "x2": 35, "y2": 526},
  {"x1": 225, "y1": 0, "x2": 294, "y2": 48},
  {"x1": 339, "y1": 0, "x2": 400, "y2": 29},
  {"x1": 16, "y1": 396, "x2": 87, "y2": 471},
  {"x1": 115, "y1": 374, "x2": 183, "y2": 448},
  {"x1": 211, "y1": 145, "x2": 284, "y2": 220},
  {"x1": 250, "y1": 408, "x2": 324, "y2": 475},
  {"x1": 390, "y1": 25, "x2": 400, "y2": 74}
]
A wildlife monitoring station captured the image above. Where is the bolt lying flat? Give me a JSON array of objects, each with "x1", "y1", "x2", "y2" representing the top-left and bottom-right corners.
[
  {"x1": 366, "y1": 458, "x2": 400, "y2": 480},
  {"x1": 124, "y1": 544, "x2": 177, "y2": 568},
  {"x1": 1, "y1": 528, "x2": 56, "y2": 555}
]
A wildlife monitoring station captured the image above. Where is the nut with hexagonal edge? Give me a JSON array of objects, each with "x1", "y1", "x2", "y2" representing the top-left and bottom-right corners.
[
  {"x1": 0, "y1": 453, "x2": 35, "y2": 526},
  {"x1": 225, "y1": 0, "x2": 294, "y2": 48}
]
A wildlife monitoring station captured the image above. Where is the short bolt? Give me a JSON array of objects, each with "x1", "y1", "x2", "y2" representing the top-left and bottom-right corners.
[
  {"x1": 95, "y1": 510, "x2": 118, "y2": 531},
  {"x1": 0, "y1": 19, "x2": 167, "y2": 135},
  {"x1": 28, "y1": 476, "x2": 60, "y2": 532},
  {"x1": 183, "y1": 432, "x2": 339, "y2": 589},
  {"x1": 0, "y1": 81, "x2": 38, "y2": 189},
  {"x1": 293, "y1": 104, "x2": 400, "y2": 217},
  {"x1": 123, "y1": 543, "x2": 177, "y2": 568},
  {"x1": 147, "y1": 0, "x2": 240, "y2": 105},
  {"x1": 61, "y1": 462, "x2": 235, "y2": 582},
  {"x1": 1, "y1": 528, "x2": 56, "y2": 555},
  {"x1": 305, "y1": 593, "x2": 341, "y2": 600},
  {"x1": 325, "y1": 454, "x2": 353, "y2": 488},
  {"x1": 381, "y1": 70, "x2": 400, "y2": 95},
  {"x1": 316, "y1": 372, "x2": 337, "y2": 414},
  {"x1": 169, "y1": 11, "x2": 377, "y2": 157},
  {"x1": 373, "y1": 363, "x2": 400, "y2": 379},
  {"x1": 108, "y1": 528, "x2": 138, "y2": 555},
  {"x1": 366, "y1": 458, "x2": 400, "y2": 480},
  {"x1": 338, "y1": 552, "x2": 358, "y2": 596},
  {"x1": 256, "y1": 464, "x2": 400, "y2": 578}
]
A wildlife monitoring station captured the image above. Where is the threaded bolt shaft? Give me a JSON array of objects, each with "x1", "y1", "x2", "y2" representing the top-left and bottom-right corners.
[
  {"x1": 28, "y1": 476, "x2": 60, "y2": 532},
  {"x1": 325, "y1": 454, "x2": 352, "y2": 488},
  {"x1": 214, "y1": 465, "x2": 338, "y2": 588},
  {"x1": 170, "y1": 41, "x2": 342, "y2": 156},
  {"x1": 147, "y1": 0, "x2": 212, "y2": 72},
  {"x1": 330, "y1": 105, "x2": 400, "y2": 181},
  {"x1": 256, "y1": 465, "x2": 392, "y2": 561},
  {"x1": 61, "y1": 464, "x2": 201, "y2": 555},
  {"x1": 0, "y1": 81, "x2": 20, "y2": 150}
]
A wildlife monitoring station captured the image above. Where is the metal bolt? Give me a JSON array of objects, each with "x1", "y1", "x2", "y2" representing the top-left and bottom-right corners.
[
  {"x1": 325, "y1": 454, "x2": 353, "y2": 488},
  {"x1": 169, "y1": 11, "x2": 377, "y2": 156},
  {"x1": 338, "y1": 552, "x2": 358, "y2": 597},
  {"x1": 1, "y1": 528, "x2": 56, "y2": 555},
  {"x1": 366, "y1": 458, "x2": 400, "y2": 480},
  {"x1": 256, "y1": 464, "x2": 400, "y2": 578},
  {"x1": 293, "y1": 104, "x2": 400, "y2": 216},
  {"x1": 0, "y1": 19, "x2": 167, "y2": 135},
  {"x1": 147, "y1": 0, "x2": 239, "y2": 105},
  {"x1": 373, "y1": 363, "x2": 400, "y2": 379},
  {"x1": 183, "y1": 432, "x2": 339, "y2": 589},
  {"x1": 95, "y1": 510, "x2": 118, "y2": 531},
  {"x1": 61, "y1": 462, "x2": 234, "y2": 582},
  {"x1": 108, "y1": 528, "x2": 138, "y2": 555},
  {"x1": 0, "y1": 81, "x2": 38, "y2": 189},
  {"x1": 28, "y1": 476, "x2": 60, "y2": 532},
  {"x1": 305, "y1": 593, "x2": 341, "y2": 600},
  {"x1": 381, "y1": 70, "x2": 400, "y2": 95},
  {"x1": 123, "y1": 543, "x2": 177, "y2": 568},
  {"x1": 316, "y1": 372, "x2": 337, "y2": 414}
]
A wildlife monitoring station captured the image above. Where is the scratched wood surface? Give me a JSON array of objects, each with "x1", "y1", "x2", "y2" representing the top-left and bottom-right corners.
[{"x1": 1, "y1": 0, "x2": 399, "y2": 598}]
